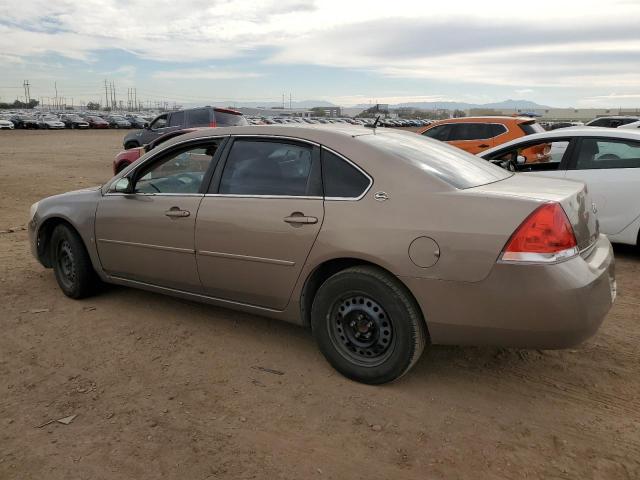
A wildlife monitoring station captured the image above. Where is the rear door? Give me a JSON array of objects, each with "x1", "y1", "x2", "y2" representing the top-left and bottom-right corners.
[
  {"x1": 195, "y1": 136, "x2": 324, "y2": 310},
  {"x1": 446, "y1": 123, "x2": 496, "y2": 154},
  {"x1": 565, "y1": 137, "x2": 640, "y2": 236}
]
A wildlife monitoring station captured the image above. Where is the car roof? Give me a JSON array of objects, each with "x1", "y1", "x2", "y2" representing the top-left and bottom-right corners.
[
  {"x1": 427, "y1": 116, "x2": 533, "y2": 126},
  {"x1": 480, "y1": 127, "x2": 640, "y2": 157}
]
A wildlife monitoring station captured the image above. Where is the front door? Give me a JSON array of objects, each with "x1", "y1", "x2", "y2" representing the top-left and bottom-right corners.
[
  {"x1": 95, "y1": 139, "x2": 223, "y2": 291},
  {"x1": 195, "y1": 137, "x2": 324, "y2": 310},
  {"x1": 564, "y1": 137, "x2": 640, "y2": 236}
]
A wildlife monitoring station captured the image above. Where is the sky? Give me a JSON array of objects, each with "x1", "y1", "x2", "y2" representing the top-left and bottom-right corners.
[{"x1": 1, "y1": 0, "x2": 640, "y2": 108}]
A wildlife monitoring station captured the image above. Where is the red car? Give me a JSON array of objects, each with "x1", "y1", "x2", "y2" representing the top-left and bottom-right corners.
[
  {"x1": 85, "y1": 116, "x2": 110, "y2": 129},
  {"x1": 113, "y1": 128, "x2": 197, "y2": 174}
]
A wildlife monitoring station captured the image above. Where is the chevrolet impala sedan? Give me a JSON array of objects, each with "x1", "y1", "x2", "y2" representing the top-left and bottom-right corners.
[{"x1": 29, "y1": 125, "x2": 616, "y2": 384}]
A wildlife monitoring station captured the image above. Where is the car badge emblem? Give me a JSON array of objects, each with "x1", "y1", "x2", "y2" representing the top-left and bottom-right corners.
[
  {"x1": 592, "y1": 202, "x2": 598, "y2": 214},
  {"x1": 374, "y1": 191, "x2": 389, "y2": 202}
]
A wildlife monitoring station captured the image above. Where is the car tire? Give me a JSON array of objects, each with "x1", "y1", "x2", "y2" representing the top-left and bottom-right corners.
[
  {"x1": 311, "y1": 265, "x2": 427, "y2": 384},
  {"x1": 50, "y1": 224, "x2": 100, "y2": 299}
]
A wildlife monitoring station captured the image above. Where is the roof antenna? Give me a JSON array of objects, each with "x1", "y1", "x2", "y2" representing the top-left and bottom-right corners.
[{"x1": 366, "y1": 115, "x2": 381, "y2": 130}]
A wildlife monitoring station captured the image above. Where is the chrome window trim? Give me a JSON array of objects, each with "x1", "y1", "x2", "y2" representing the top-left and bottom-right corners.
[
  {"x1": 205, "y1": 194, "x2": 322, "y2": 200},
  {"x1": 105, "y1": 192, "x2": 205, "y2": 197},
  {"x1": 230, "y1": 134, "x2": 320, "y2": 147},
  {"x1": 321, "y1": 146, "x2": 373, "y2": 201}
]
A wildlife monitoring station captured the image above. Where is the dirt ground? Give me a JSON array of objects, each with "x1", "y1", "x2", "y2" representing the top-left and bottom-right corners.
[{"x1": 1, "y1": 129, "x2": 639, "y2": 480}]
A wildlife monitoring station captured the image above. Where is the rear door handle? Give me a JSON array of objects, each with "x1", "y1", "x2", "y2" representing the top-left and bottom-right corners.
[
  {"x1": 284, "y1": 213, "x2": 318, "y2": 225},
  {"x1": 479, "y1": 144, "x2": 490, "y2": 148},
  {"x1": 165, "y1": 207, "x2": 190, "y2": 218}
]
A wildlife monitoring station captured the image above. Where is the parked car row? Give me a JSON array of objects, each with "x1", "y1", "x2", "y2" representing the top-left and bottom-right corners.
[{"x1": 0, "y1": 111, "x2": 152, "y2": 130}]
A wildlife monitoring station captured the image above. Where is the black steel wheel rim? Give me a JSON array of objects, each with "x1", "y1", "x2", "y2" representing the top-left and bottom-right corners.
[
  {"x1": 328, "y1": 293, "x2": 395, "y2": 367},
  {"x1": 57, "y1": 239, "x2": 76, "y2": 289}
]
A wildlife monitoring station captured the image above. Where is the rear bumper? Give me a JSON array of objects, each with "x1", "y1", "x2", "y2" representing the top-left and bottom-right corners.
[{"x1": 402, "y1": 234, "x2": 615, "y2": 349}]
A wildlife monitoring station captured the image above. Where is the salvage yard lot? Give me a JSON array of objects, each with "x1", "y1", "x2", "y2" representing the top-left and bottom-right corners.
[{"x1": 1, "y1": 129, "x2": 639, "y2": 479}]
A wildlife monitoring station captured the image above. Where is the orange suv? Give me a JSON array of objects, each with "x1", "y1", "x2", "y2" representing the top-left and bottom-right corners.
[{"x1": 417, "y1": 116, "x2": 545, "y2": 155}]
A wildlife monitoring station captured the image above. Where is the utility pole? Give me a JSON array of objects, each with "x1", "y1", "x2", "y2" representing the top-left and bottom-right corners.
[
  {"x1": 104, "y1": 80, "x2": 109, "y2": 109},
  {"x1": 54, "y1": 81, "x2": 58, "y2": 110},
  {"x1": 23, "y1": 80, "x2": 31, "y2": 105},
  {"x1": 289, "y1": 92, "x2": 292, "y2": 109}
]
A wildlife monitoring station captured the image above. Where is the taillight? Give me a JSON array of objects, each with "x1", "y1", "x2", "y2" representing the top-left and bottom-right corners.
[
  {"x1": 500, "y1": 202, "x2": 578, "y2": 263},
  {"x1": 209, "y1": 121, "x2": 217, "y2": 128}
]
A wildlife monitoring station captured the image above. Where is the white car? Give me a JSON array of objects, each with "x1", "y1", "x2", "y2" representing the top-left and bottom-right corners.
[
  {"x1": 481, "y1": 128, "x2": 640, "y2": 247},
  {"x1": 37, "y1": 115, "x2": 66, "y2": 129},
  {"x1": 618, "y1": 120, "x2": 640, "y2": 130},
  {"x1": 0, "y1": 118, "x2": 14, "y2": 129}
]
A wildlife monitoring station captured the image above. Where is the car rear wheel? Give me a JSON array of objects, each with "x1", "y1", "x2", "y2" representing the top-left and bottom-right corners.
[
  {"x1": 311, "y1": 266, "x2": 427, "y2": 384},
  {"x1": 50, "y1": 224, "x2": 100, "y2": 299}
]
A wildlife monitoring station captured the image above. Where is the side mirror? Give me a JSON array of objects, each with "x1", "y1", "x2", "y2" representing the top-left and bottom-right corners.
[
  {"x1": 516, "y1": 154, "x2": 526, "y2": 165},
  {"x1": 112, "y1": 177, "x2": 133, "y2": 194}
]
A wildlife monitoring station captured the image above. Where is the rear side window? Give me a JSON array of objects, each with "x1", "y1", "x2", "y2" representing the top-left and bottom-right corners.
[
  {"x1": 219, "y1": 140, "x2": 317, "y2": 196},
  {"x1": 188, "y1": 108, "x2": 211, "y2": 127},
  {"x1": 447, "y1": 123, "x2": 493, "y2": 141},
  {"x1": 575, "y1": 138, "x2": 640, "y2": 169},
  {"x1": 422, "y1": 124, "x2": 451, "y2": 141},
  {"x1": 215, "y1": 110, "x2": 249, "y2": 126},
  {"x1": 322, "y1": 149, "x2": 371, "y2": 199},
  {"x1": 519, "y1": 122, "x2": 545, "y2": 135},
  {"x1": 168, "y1": 111, "x2": 184, "y2": 127}
]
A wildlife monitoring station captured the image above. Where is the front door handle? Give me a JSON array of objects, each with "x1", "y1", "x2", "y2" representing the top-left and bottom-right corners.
[
  {"x1": 479, "y1": 144, "x2": 490, "y2": 148},
  {"x1": 165, "y1": 207, "x2": 190, "y2": 218},
  {"x1": 284, "y1": 212, "x2": 318, "y2": 225}
]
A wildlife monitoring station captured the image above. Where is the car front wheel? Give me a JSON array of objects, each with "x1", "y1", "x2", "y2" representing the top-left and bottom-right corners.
[
  {"x1": 50, "y1": 224, "x2": 100, "y2": 299},
  {"x1": 311, "y1": 266, "x2": 427, "y2": 384}
]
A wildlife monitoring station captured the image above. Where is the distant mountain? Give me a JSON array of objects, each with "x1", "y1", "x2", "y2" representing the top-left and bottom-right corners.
[{"x1": 355, "y1": 99, "x2": 550, "y2": 110}]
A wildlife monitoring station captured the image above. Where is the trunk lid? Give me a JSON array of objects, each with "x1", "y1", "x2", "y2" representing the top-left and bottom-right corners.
[{"x1": 471, "y1": 174, "x2": 599, "y2": 252}]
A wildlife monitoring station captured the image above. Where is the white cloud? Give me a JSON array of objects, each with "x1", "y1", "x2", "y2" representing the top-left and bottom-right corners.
[{"x1": 153, "y1": 69, "x2": 264, "y2": 80}]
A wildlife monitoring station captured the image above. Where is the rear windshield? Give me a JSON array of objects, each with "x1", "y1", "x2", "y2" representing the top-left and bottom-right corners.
[
  {"x1": 360, "y1": 132, "x2": 512, "y2": 189},
  {"x1": 519, "y1": 122, "x2": 545, "y2": 135},
  {"x1": 215, "y1": 110, "x2": 248, "y2": 126}
]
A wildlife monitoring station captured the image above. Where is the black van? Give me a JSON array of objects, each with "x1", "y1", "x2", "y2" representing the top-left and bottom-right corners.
[{"x1": 123, "y1": 106, "x2": 248, "y2": 149}]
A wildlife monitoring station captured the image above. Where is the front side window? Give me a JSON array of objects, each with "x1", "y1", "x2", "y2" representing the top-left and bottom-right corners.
[
  {"x1": 575, "y1": 138, "x2": 640, "y2": 169},
  {"x1": 219, "y1": 140, "x2": 316, "y2": 196},
  {"x1": 150, "y1": 114, "x2": 167, "y2": 130},
  {"x1": 488, "y1": 140, "x2": 570, "y2": 171},
  {"x1": 168, "y1": 111, "x2": 185, "y2": 127},
  {"x1": 134, "y1": 141, "x2": 221, "y2": 194},
  {"x1": 422, "y1": 124, "x2": 451, "y2": 141},
  {"x1": 322, "y1": 149, "x2": 370, "y2": 198}
]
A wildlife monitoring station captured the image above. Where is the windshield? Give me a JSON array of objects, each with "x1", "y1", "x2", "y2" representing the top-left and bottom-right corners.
[{"x1": 360, "y1": 131, "x2": 512, "y2": 189}]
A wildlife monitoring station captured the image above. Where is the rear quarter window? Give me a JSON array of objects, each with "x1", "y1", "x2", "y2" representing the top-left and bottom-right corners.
[
  {"x1": 322, "y1": 149, "x2": 371, "y2": 199},
  {"x1": 215, "y1": 110, "x2": 249, "y2": 127},
  {"x1": 519, "y1": 122, "x2": 545, "y2": 135}
]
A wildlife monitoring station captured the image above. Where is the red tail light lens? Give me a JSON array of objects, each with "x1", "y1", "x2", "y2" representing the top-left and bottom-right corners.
[
  {"x1": 501, "y1": 202, "x2": 578, "y2": 263},
  {"x1": 209, "y1": 121, "x2": 217, "y2": 128}
]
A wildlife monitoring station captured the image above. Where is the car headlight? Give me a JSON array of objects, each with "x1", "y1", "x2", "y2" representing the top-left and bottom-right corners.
[{"x1": 29, "y1": 201, "x2": 40, "y2": 222}]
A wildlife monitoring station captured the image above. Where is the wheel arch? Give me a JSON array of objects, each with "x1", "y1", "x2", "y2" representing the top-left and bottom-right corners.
[
  {"x1": 36, "y1": 217, "x2": 83, "y2": 268},
  {"x1": 299, "y1": 257, "x2": 428, "y2": 334}
]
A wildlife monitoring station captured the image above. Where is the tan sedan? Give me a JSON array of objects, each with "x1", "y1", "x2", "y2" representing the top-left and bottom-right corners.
[{"x1": 28, "y1": 125, "x2": 616, "y2": 384}]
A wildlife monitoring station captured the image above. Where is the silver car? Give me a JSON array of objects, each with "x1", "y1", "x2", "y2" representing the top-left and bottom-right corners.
[{"x1": 29, "y1": 125, "x2": 616, "y2": 384}]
